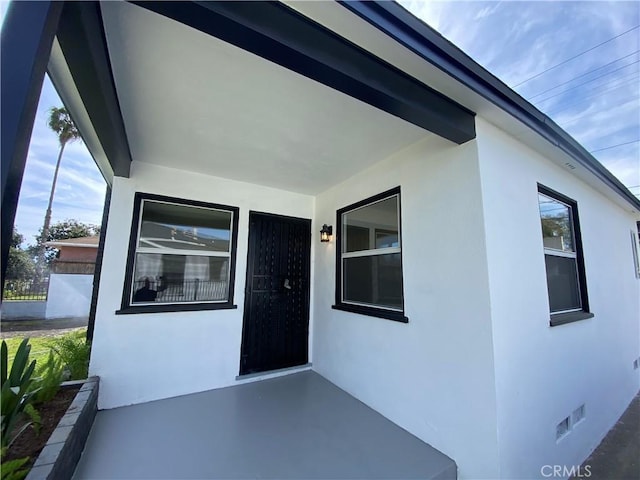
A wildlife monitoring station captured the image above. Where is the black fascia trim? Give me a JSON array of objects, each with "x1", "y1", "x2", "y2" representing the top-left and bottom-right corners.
[
  {"x1": 341, "y1": 1, "x2": 640, "y2": 211},
  {"x1": 55, "y1": 1, "x2": 132, "y2": 178},
  {"x1": 130, "y1": 1, "x2": 475, "y2": 144},
  {"x1": 120, "y1": 192, "x2": 240, "y2": 314},
  {"x1": 87, "y1": 186, "x2": 111, "y2": 342},
  {"x1": 1, "y1": 0, "x2": 63, "y2": 293},
  {"x1": 538, "y1": 183, "x2": 591, "y2": 317},
  {"x1": 550, "y1": 311, "x2": 594, "y2": 327},
  {"x1": 332, "y1": 303, "x2": 409, "y2": 324},
  {"x1": 334, "y1": 186, "x2": 407, "y2": 323}
]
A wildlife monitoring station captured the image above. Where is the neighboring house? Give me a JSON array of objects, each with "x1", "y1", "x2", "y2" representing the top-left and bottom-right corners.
[
  {"x1": 44, "y1": 235, "x2": 99, "y2": 319},
  {"x1": 2, "y1": 2, "x2": 639, "y2": 479},
  {"x1": 46, "y1": 235, "x2": 99, "y2": 272}
]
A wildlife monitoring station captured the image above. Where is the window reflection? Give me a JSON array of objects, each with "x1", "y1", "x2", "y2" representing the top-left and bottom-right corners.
[
  {"x1": 339, "y1": 192, "x2": 403, "y2": 313},
  {"x1": 132, "y1": 254, "x2": 229, "y2": 304},
  {"x1": 138, "y1": 201, "x2": 231, "y2": 253},
  {"x1": 343, "y1": 254, "x2": 402, "y2": 309},
  {"x1": 130, "y1": 199, "x2": 233, "y2": 305},
  {"x1": 539, "y1": 194, "x2": 575, "y2": 252},
  {"x1": 343, "y1": 196, "x2": 399, "y2": 253}
]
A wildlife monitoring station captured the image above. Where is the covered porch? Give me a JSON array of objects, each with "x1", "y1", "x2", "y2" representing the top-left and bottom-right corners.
[{"x1": 73, "y1": 371, "x2": 456, "y2": 479}]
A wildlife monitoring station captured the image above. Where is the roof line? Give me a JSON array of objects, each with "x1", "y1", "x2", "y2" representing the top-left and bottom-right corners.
[
  {"x1": 339, "y1": 1, "x2": 640, "y2": 211},
  {"x1": 45, "y1": 243, "x2": 98, "y2": 248}
]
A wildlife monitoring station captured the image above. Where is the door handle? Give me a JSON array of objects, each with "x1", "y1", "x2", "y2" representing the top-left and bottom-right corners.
[{"x1": 284, "y1": 278, "x2": 292, "y2": 290}]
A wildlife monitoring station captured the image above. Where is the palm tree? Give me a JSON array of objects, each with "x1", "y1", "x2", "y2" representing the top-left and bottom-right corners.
[{"x1": 37, "y1": 107, "x2": 80, "y2": 275}]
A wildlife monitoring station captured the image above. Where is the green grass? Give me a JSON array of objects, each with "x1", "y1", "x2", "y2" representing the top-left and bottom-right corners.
[
  {"x1": 2, "y1": 294, "x2": 47, "y2": 301},
  {"x1": 3, "y1": 328, "x2": 87, "y2": 373}
]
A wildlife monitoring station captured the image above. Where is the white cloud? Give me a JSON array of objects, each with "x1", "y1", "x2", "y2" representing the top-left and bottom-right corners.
[
  {"x1": 599, "y1": 152, "x2": 640, "y2": 189},
  {"x1": 400, "y1": 0, "x2": 447, "y2": 30},
  {"x1": 474, "y1": 4, "x2": 501, "y2": 21},
  {"x1": 0, "y1": 1, "x2": 8, "y2": 29}
]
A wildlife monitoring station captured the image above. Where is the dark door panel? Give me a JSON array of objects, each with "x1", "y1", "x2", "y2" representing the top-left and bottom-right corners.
[{"x1": 240, "y1": 212, "x2": 311, "y2": 375}]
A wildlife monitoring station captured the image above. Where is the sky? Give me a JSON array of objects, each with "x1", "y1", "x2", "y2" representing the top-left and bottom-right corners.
[
  {"x1": 400, "y1": 0, "x2": 639, "y2": 194},
  {"x1": 2, "y1": 1, "x2": 639, "y2": 247},
  {"x1": 13, "y1": 76, "x2": 107, "y2": 247}
]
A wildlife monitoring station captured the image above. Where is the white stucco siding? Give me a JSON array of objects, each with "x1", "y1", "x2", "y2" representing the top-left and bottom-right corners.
[
  {"x1": 45, "y1": 274, "x2": 93, "y2": 319},
  {"x1": 91, "y1": 161, "x2": 315, "y2": 409},
  {"x1": 476, "y1": 117, "x2": 640, "y2": 479},
  {"x1": 313, "y1": 136, "x2": 501, "y2": 479}
]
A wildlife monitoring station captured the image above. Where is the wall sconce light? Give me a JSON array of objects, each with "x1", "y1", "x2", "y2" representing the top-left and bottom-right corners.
[{"x1": 320, "y1": 224, "x2": 333, "y2": 243}]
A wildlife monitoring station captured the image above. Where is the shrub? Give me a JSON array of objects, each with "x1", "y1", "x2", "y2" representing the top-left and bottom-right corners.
[
  {"x1": 31, "y1": 350, "x2": 65, "y2": 404},
  {"x1": 22, "y1": 404, "x2": 41, "y2": 437},
  {"x1": 49, "y1": 331, "x2": 90, "y2": 381},
  {"x1": 0, "y1": 339, "x2": 39, "y2": 448}
]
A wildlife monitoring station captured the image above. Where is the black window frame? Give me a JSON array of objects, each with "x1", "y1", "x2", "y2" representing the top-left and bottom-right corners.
[
  {"x1": 631, "y1": 226, "x2": 640, "y2": 279},
  {"x1": 117, "y1": 192, "x2": 239, "y2": 315},
  {"x1": 537, "y1": 184, "x2": 593, "y2": 327},
  {"x1": 332, "y1": 186, "x2": 408, "y2": 323}
]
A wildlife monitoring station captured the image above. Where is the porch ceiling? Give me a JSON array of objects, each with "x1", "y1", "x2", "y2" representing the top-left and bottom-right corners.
[{"x1": 100, "y1": 2, "x2": 432, "y2": 195}]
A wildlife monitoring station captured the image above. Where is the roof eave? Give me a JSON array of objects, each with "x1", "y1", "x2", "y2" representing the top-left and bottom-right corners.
[
  {"x1": 340, "y1": 1, "x2": 640, "y2": 212},
  {"x1": 45, "y1": 242, "x2": 99, "y2": 248}
]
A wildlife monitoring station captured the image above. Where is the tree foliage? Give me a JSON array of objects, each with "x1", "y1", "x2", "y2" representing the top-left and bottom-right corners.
[
  {"x1": 10, "y1": 230, "x2": 24, "y2": 249},
  {"x1": 36, "y1": 219, "x2": 100, "y2": 244},
  {"x1": 47, "y1": 107, "x2": 79, "y2": 147},
  {"x1": 5, "y1": 229, "x2": 35, "y2": 280},
  {"x1": 541, "y1": 216, "x2": 570, "y2": 239},
  {"x1": 32, "y1": 220, "x2": 100, "y2": 266}
]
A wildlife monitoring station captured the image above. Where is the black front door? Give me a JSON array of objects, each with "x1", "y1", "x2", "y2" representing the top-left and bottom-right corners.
[{"x1": 239, "y1": 212, "x2": 311, "y2": 375}]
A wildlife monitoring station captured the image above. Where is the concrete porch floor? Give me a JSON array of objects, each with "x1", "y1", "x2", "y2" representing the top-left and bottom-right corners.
[{"x1": 73, "y1": 371, "x2": 456, "y2": 479}]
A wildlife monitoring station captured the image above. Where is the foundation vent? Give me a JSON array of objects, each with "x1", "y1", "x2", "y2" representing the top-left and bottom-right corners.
[
  {"x1": 556, "y1": 403, "x2": 587, "y2": 442},
  {"x1": 572, "y1": 404, "x2": 586, "y2": 425},
  {"x1": 556, "y1": 417, "x2": 570, "y2": 440}
]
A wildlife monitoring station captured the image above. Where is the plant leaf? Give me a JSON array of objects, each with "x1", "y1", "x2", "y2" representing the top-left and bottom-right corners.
[
  {"x1": 1, "y1": 342, "x2": 7, "y2": 385},
  {"x1": 0, "y1": 456, "x2": 30, "y2": 480}
]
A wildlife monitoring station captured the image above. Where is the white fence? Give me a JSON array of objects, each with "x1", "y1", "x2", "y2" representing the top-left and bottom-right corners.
[
  {"x1": 1, "y1": 300, "x2": 47, "y2": 320},
  {"x1": 44, "y1": 274, "x2": 93, "y2": 319}
]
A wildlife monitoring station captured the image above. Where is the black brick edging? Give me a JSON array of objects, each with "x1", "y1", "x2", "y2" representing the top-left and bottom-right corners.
[{"x1": 26, "y1": 376, "x2": 99, "y2": 480}]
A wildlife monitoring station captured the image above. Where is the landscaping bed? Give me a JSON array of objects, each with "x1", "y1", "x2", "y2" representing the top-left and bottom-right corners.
[
  {"x1": 26, "y1": 378, "x2": 99, "y2": 480},
  {"x1": 2, "y1": 379, "x2": 99, "y2": 480},
  {"x1": 4, "y1": 386, "x2": 80, "y2": 468},
  {"x1": 2, "y1": 329, "x2": 95, "y2": 479}
]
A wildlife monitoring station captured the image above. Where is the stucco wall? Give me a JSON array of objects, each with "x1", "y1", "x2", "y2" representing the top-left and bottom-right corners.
[
  {"x1": 313, "y1": 135, "x2": 501, "y2": 479},
  {"x1": 90, "y1": 119, "x2": 639, "y2": 478},
  {"x1": 45, "y1": 274, "x2": 93, "y2": 319},
  {"x1": 476, "y1": 117, "x2": 640, "y2": 479},
  {"x1": 91, "y1": 161, "x2": 315, "y2": 409}
]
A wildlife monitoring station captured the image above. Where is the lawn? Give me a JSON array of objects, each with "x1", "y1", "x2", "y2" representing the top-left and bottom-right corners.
[
  {"x1": 2, "y1": 294, "x2": 47, "y2": 301},
  {"x1": 3, "y1": 328, "x2": 88, "y2": 372}
]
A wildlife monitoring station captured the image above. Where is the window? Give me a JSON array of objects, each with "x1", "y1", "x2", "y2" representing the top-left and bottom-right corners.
[
  {"x1": 631, "y1": 228, "x2": 640, "y2": 279},
  {"x1": 333, "y1": 187, "x2": 407, "y2": 323},
  {"x1": 538, "y1": 185, "x2": 591, "y2": 325},
  {"x1": 119, "y1": 193, "x2": 239, "y2": 314}
]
